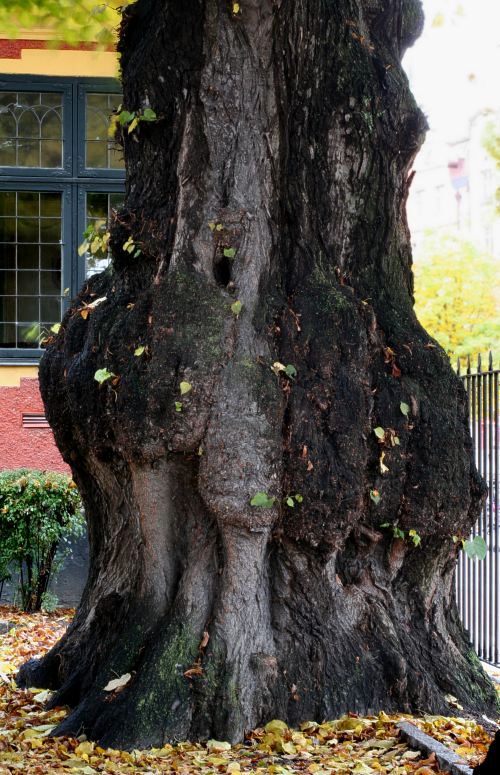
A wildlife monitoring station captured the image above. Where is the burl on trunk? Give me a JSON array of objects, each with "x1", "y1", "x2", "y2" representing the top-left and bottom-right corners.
[{"x1": 18, "y1": 0, "x2": 498, "y2": 748}]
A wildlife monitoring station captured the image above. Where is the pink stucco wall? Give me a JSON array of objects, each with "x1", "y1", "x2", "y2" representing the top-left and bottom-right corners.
[{"x1": 0, "y1": 378, "x2": 69, "y2": 473}]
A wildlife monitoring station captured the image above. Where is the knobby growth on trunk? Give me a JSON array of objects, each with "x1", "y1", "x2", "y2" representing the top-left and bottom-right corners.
[{"x1": 19, "y1": 0, "x2": 498, "y2": 748}]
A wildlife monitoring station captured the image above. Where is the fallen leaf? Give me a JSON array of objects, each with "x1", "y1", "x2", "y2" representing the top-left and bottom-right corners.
[{"x1": 103, "y1": 673, "x2": 131, "y2": 692}]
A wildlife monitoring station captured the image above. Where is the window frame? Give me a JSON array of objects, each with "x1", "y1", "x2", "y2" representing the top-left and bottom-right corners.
[{"x1": 0, "y1": 75, "x2": 124, "y2": 362}]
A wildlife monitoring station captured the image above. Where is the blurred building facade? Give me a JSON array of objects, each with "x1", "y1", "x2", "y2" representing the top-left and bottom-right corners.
[{"x1": 407, "y1": 110, "x2": 500, "y2": 258}]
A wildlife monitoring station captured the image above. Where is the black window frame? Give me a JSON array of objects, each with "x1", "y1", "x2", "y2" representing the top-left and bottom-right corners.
[{"x1": 0, "y1": 74, "x2": 125, "y2": 362}]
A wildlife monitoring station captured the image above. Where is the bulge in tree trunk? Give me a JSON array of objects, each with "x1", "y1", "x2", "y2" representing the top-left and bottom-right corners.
[{"x1": 18, "y1": 0, "x2": 499, "y2": 748}]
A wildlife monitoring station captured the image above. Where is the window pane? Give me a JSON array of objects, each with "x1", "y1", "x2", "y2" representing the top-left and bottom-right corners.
[
  {"x1": 86, "y1": 140, "x2": 107, "y2": 169},
  {"x1": 41, "y1": 92, "x2": 62, "y2": 108},
  {"x1": 17, "y1": 218, "x2": 39, "y2": 243},
  {"x1": 18, "y1": 109, "x2": 39, "y2": 139},
  {"x1": 0, "y1": 322, "x2": 16, "y2": 347},
  {"x1": 17, "y1": 296, "x2": 38, "y2": 322},
  {"x1": 40, "y1": 244, "x2": 60, "y2": 270},
  {"x1": 0, "y1": 191, "x2": 16, "y2": 216},
  {"x1": 0, "y1": 270, "x2": 16, "y2": 293},
  {"x1": 40, "y1": 217, "x2": 61, "y2": 243},
  {"x1": 40, "y1": 109, "x2": 62, "y2": 139},
  {"x1": 41, "y1": 139, "x2": 62, "y2": 168},
  {"x1": 110, "y1": 146, "x2": 124, "y2": 169},
  {"x1": 0, "y1": 190, "x2": 63, "y2": 348},
  {"x1": 40, "y1": 271, "x2": 61, "y2": 295},
  {"x1": 87, "y1": 192, "x2": 108, "y2": 218},
  {"x1": 40, "y1": 192, "x2": 61, "y2": 217},
  {"x1": 0, "y1": 91, "x2": 63, "y2": 168},
  {"x1": 18, "y1": 322, "x2": 40, "y2": 347},
  {"x1": 85, "y1": 92, "x2": 123, "y2": 170},
  {"x1": 17, "y1": 139, "x2": 40, "y2": 167},
  {"x1": 0, "y1": 244, "x2": 15, "y2": 269},
  {"x1": 0, "y1": 217, "x2": 16, "y2": 242},
  {"x1": 17, "y1": 245, "x2": 39, "y2": 269},
  {"x1": 18, "y1": 271, "x2": 39, "y2": 294},
  {"x1": 0, "y1": 113, "x2": 16, "y2": 166},
  {"x1": 40, "y1": 296, "x2": 60, "y2": 320},
  {"x1": 84, "y1": 190, "x2": 124, "y2": 277},
  {"x1": 0, "y1": 296, "x2": 15, "y2": 319},
  {"x1": 18, "y1": 191, "x2": 39, "y2": 217}
]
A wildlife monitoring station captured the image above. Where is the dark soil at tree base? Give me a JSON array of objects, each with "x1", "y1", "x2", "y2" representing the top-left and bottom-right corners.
[{"x1": 18, "y1": 0, "x2": 498, "y2": 749}]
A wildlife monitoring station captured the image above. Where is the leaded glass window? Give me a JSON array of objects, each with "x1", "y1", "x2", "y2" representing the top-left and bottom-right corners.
[
  {"x1": 0, "y1": 190, "x2": 63, "y2": 348},
  {"x1": 0, "y1": 76, "x2": 125, "y2": 358},
  {"x1": 0, "y1": 92, "x2": 63, "y2": 168},
  {"x1": 85, "y1": 93, "x2": 123, "y2": 169}
]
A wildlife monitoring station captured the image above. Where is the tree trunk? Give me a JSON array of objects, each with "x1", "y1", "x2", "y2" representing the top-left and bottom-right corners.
[{"x1": 18, "y1": 0, "x2": 498, "y2": 748}]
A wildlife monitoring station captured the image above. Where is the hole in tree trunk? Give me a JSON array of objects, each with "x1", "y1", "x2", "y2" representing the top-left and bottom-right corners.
[{"x1": 213, "y1": 255, "x2": 232, "y2": 287}]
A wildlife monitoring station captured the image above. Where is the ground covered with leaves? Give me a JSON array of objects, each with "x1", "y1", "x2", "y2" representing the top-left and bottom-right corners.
[{"x1": 0, "y1": 606, "x2": 494, "y2": 774}]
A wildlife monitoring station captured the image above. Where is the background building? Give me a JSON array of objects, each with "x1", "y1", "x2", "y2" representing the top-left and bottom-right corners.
[
  {"x1": 0, "y1": 29, "x2": 123, "y2": 475},
  {"x1": 407, "y1": 111, "x2": 500, "y2": 258}
]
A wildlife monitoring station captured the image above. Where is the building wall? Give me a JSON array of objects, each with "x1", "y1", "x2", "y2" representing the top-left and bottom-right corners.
[
  {"x1": 0, "y1": 30, "x2": 118, "y2": 474},
  {"x1": 0, "y1": 376, "x2": 68, "y2": 472}
]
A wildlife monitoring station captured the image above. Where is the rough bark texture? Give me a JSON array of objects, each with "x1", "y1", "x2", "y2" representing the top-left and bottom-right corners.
[{"x1": 19, "y1": 0, "x2": 498, "y2": 748}]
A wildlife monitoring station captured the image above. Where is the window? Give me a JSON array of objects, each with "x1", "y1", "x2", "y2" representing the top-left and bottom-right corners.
[{"x1": 0, "y1": 76, "x2": 125, "y2": 360}]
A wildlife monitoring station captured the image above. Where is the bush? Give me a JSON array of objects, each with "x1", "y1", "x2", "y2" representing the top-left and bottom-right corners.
[{"x1": 0, "y1": 469, "x2": 85, "y2": 612}]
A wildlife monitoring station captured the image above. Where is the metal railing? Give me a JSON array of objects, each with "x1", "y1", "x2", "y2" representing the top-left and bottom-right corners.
[{"x1": 455, "y1": 353, "x2": 500, "y2": 665}]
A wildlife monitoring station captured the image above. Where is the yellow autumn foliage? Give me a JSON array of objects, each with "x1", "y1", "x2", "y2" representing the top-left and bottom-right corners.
[{"x1": 413, "y1": 231, "x2": 500, "y2": 362}]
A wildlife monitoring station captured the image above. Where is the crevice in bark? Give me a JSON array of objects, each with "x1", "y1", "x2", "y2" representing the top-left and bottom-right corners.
[{"x1": 213, "y1": 254, "x2": 232, "y2": 287}]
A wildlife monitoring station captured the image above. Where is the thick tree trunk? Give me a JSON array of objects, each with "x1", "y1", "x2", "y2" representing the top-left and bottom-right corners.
[{"x1": 19, "y1": 0, "x2": 498, "y2": 748}]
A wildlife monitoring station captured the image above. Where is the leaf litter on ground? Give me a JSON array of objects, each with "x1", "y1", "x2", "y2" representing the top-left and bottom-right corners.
[{"x1": 0, "y1": 605, "x2": 494, "y2": 774}]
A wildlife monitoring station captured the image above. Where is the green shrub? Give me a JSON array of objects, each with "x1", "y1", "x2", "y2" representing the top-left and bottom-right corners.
[{"x1": 0, "y1": 469, "x2": 85, "y2": 612}]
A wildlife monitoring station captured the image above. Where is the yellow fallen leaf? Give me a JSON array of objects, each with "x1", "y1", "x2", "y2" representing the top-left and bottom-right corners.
[
  {"x1": 75, "y1": 741, "x2": 95, "y2": 756},
  {"x1": 265, "y1": 719, "x2": 289, "y2": 734}
]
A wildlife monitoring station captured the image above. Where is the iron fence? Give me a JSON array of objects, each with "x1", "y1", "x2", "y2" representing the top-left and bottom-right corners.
[{"x1": 455, "y1": 353, "x2": 500, "y2": 665}]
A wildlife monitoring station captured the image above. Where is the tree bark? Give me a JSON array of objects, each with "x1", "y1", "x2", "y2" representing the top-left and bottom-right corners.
[{"x1": 18, "y1": 0, "x2": 498, "y2": 748}]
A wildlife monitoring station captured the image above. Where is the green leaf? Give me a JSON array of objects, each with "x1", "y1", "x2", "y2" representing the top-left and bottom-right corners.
[
  {"x1": 286, "y1": 497, "x2": 294, "y2": 508},
  {"x1": 231, "y1": 300, "x2": 242, "y2": 316},
  {"x1": 180, "y1": 381, "x2": 192, "y2": 395},
  {"x1": 373, "y1": 427, "x2": 385, "y2": 439},
  {"x1": 215, "y1": 223, "x2": 224, "y2": 232},
  {"x1": 118, "y1": 110, "x2": 134, "y2": 125},
  {"x1": 409, "y1": 529, "x2": 421, "y2": 547},
  {"x1": 294, "y1": 494, "x2": 303, "y2": 503},
  {"x1": 134, "y1": 346, "x2": 145, "y2": 357},
  {"x1": 393, "y1": 526, "x2": 405, "y2": 539},
  {"x1": 50, "y1": 323, "x2": 61, "y2": 334},
  {"x1": 174, "y1": 401, "x2": 183, "y2": 413},
  {"x1": 370, "y1": 490, "x2": 381, "y2": 505},
  {"x1": 223, "y1": 247, "x2": 236, "y2": 259},
  {"x1": 400, "y1": 402, "x2": 410, "y2": 417},
  {"x1": 94, "y1": 368, "x2": 115, "y2": 385},
  {"x1": 141, "y1": 108, "x2": 157, "y2": 121},
  {"x1": 284, "y1": 364, "x2": 297, "y2": 379},
  {"x1": 464, "y1": 535, "x2": 487, "y2": 560},
  {"x1": 208, "y1": 222, "x2": 216, "y2": 232},
  {"x1": 250, "y1": 492, "x2": 275, "y2": 508}
]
